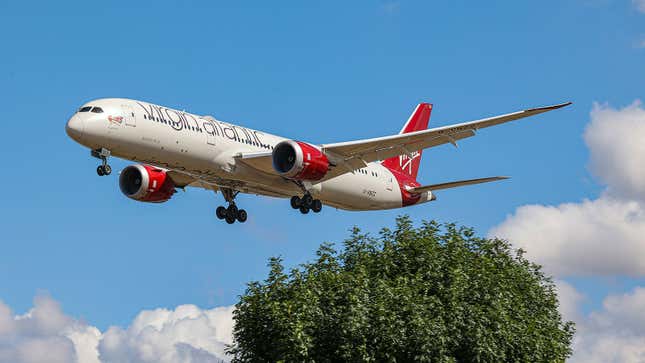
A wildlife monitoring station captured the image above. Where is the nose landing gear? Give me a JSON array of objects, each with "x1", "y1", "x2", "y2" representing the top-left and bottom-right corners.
[
  {"x1": 92, "y1": 148, "x2": 112, "y2": 176},
  {"x1": 290, "y1": 194, "x2": 323, "y2": 214},
  {"x1": 96, "y1": 165, "x2": 112, "y2": 176},
  {"x1": 216, "y1": 188, "x2": 247, "y2": 224}
]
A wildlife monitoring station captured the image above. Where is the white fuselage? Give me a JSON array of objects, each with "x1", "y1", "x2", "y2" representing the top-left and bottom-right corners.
[{"x1": 66, "y1": 98, "x2": 432, "y2": 211}]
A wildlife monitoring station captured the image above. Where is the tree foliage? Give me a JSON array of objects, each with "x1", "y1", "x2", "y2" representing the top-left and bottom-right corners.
[{"x1": 229, "y1": 216, "x2": 574, "y2": 362}]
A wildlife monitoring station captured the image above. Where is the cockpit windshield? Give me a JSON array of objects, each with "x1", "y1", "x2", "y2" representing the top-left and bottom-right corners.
[
  {"x1": 91, "y1": 107, "x2": 103, "y2": 113},
  {"x1": 78, "y1": 106, "x2": 92, "y2": 112}
]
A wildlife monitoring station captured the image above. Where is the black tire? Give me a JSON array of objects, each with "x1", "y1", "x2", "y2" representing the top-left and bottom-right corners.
[
  {"x1": 216, "y1": 206, "x2": 227, "y2": 220},
  {"x1": 237, "y1": 209, "x2": 248, "y2": 223},
  {"x1": 312, "y1": 199, "x2": 322, "y2": 213},
  {"x1": 103, "y1": 165, "x2": 112, "y2": 175},
  {"x1": 290, "y1": 196, "x2": 301, "y2": 209},
  {"x1": 225, "y1": 215, "x2": 236, "y2": 224},
  {"x1": 227, "y1": 204, "x2": 238, "y2": 217},
  {"x1": 97, "y1": 166, "x2": 104, "y2": 176},
  {"x1": 302, "y1": 194, "x2": 313, "y2": 207},
  {"x1": 299, "y1": 205, "x2": 310, "y2": 214}
]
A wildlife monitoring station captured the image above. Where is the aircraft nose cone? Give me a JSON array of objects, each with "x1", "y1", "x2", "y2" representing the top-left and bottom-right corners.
[{"x1": 66, "y1": 115, "x2": 85, "y2": 142}]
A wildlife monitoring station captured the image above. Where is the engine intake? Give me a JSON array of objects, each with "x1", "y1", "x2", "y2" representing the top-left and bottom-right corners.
[
  {"x1": 119, "y1": 164, "x2": 175, "y2": 203},
  {"x1": 272, "y1": 140, "x2": 329, "y2": 181}
]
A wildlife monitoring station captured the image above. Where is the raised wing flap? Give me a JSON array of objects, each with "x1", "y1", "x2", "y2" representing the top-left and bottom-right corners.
[{"x1": 409, "y1": 176, "x2": 509, "y2": 194}]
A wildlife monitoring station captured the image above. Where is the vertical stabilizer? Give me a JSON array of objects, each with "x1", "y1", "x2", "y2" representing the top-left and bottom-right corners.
[{"x1": 381, "y1": 103, "x2": 432, "y2": 180}]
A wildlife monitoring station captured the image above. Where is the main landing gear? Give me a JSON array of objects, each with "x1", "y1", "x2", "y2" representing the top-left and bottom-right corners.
[
  {"x1": 92, "y1": 148, "x2": 112, "y2": 176},
  {"x1": 216, "y1": 188, "x2": 247, "y2": 224},
  {"x1": 290, "y1": 194, "x2": 322, "y2": 214}
]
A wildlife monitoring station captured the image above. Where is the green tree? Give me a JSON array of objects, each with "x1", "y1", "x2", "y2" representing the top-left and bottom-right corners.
[{"x1": 228, "y1": 216, "x2": 574, "y2": 362}]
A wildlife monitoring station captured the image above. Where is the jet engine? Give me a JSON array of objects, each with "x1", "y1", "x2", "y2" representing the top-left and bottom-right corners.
[
  {"x1": 272, "y1": 140, "x2": 329, "y2": 181},
  {"x1": 119, "y1": 164, "x2": 176, "y2": 203}
]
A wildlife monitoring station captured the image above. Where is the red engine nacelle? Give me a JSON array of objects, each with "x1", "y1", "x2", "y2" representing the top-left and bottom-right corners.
[
  {"x1": 272, "y1": 140, "x2": 330, "y2": 181},
  {"x1": 119, "y1": 164, "x2": 176, "y2": 203}
]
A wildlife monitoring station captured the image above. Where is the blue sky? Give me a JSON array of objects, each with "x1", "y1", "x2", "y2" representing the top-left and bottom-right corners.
[{"x1": 1, "y1": 1, "x2": 644, "y2": 361}]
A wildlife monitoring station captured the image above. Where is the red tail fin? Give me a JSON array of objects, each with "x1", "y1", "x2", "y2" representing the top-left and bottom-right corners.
[{"x1": 381, "y1": 103, "x2": 432, "y2": 180}]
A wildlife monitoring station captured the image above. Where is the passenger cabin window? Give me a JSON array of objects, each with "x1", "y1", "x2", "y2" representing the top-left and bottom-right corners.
[
  {"x1": 78, "y1": 106, "x2": 92, "y2": 112},
  {"x1": 91, "y1": 107, "x2": 104, "y2": 113}
]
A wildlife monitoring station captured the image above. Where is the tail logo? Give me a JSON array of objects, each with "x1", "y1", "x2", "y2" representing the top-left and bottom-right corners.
[{"x1": 399, "y1": 151, "x2": 420, "y2": 174}]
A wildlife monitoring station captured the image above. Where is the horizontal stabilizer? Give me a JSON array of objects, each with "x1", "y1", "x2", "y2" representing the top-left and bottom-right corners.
[{"x1": 408, "y1": 176, "x2": 509, "y2": 194}]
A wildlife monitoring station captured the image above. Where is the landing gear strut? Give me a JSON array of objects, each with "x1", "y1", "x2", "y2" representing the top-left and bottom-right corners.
[
  {"x1": 290, "y1": 194, "x2": 323, "y2": 214},
  {"x1": 92, "y1": 148, "x2": 112, "y2": 176},
  {"x1": 216, "y1": 188, "x2": 247, "y2": 224}
]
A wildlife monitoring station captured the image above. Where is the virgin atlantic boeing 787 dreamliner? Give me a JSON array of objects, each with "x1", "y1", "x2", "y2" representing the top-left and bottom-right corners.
[{"x1": 65, "y1": 99, "x2": 570, "y2": 224}]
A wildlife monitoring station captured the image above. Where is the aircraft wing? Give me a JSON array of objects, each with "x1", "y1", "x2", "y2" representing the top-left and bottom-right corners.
[
  {"x1": 408, "y1": 176, "x2": 509, "y2": 194},
  {"x1": 319, "y1": 102, "x2": 571, "y2": 179},
  {"x1": 231, "y1": 102, "x2": 571, "y2": 181}
]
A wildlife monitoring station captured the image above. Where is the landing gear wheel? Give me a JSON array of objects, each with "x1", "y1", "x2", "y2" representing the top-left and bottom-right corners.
[
  {"x1": 236, "y1": 209, "x2": 247, "y2": 223},
  {"x1": 96, "y1": 165, "x2": 111, "y2": 176},
  {"x1": 290, "y1": 196, "x2": 301, "y2": 209},
  {"x1": 227, "y1": 204, "x2": 238, "y2": 217},
  {"x1": 299, "y1": 205, "x2": 310, "y2": 214},
  {"x1": 216, "y1": 206, "x2": 227, "y2": 220},
  {"x1": 225, "y1": 215, "x2": 236, "y2": 224},
  {"x1": 302, "y1": 194, "x2": 313, "y2": 208},
  {"x1": 312, "y1": 199, "x2": 322, "y2": 213}
]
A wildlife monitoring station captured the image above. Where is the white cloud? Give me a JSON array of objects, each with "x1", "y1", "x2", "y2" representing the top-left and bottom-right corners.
[
  {"x1": 99, "y1": 304, "x2": 233, "y2": 363},
  {"x1": 634, "y1": 0, "x2": 645, "y2": 13},
  {"x1": 489, "y1": 101, "x2": 645, "y2": 276},
  {"x1": 555, "y1": 280, "x2": 584, "y2": 322},
  {"x1": 0, "y1": 294, "x2": 234, "y2": 363},
  {"x1": 0, "y1": 294, "x2": 88, "y2": 363},
  {"x1": 490, "y1": 196, "x2": 645, "y2": 276},
  {"x1": 558, "y1": 284, "x2": 645, "y2": 363},
  {"x1": 585, "y1": 101, "x2": 645, "y2": 200}
]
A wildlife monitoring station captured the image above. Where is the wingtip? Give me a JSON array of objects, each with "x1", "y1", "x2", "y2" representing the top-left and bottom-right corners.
[
  {"x1": 528, "y1": 101, "x2": 573, "y2": 112},
  {"x1": 555, "y1": 101, "x2": 573, "y2": 109}
]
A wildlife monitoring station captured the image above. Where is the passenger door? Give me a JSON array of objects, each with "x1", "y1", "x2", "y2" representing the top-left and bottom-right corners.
[
  {"x1": 202, "y1": 118, "x2": 217, "y2": 146},
  {"x1": 122, "y1": 104, "x2": 136, "y2": 127},
  {"x1": 206, "y1": 128, "x2": 216, "y2": 146}
]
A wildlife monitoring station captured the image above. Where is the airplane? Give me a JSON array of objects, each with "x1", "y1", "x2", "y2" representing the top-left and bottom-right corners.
[{"x1": 65, "y1": 98, "x2": 571, "y2": 224}]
